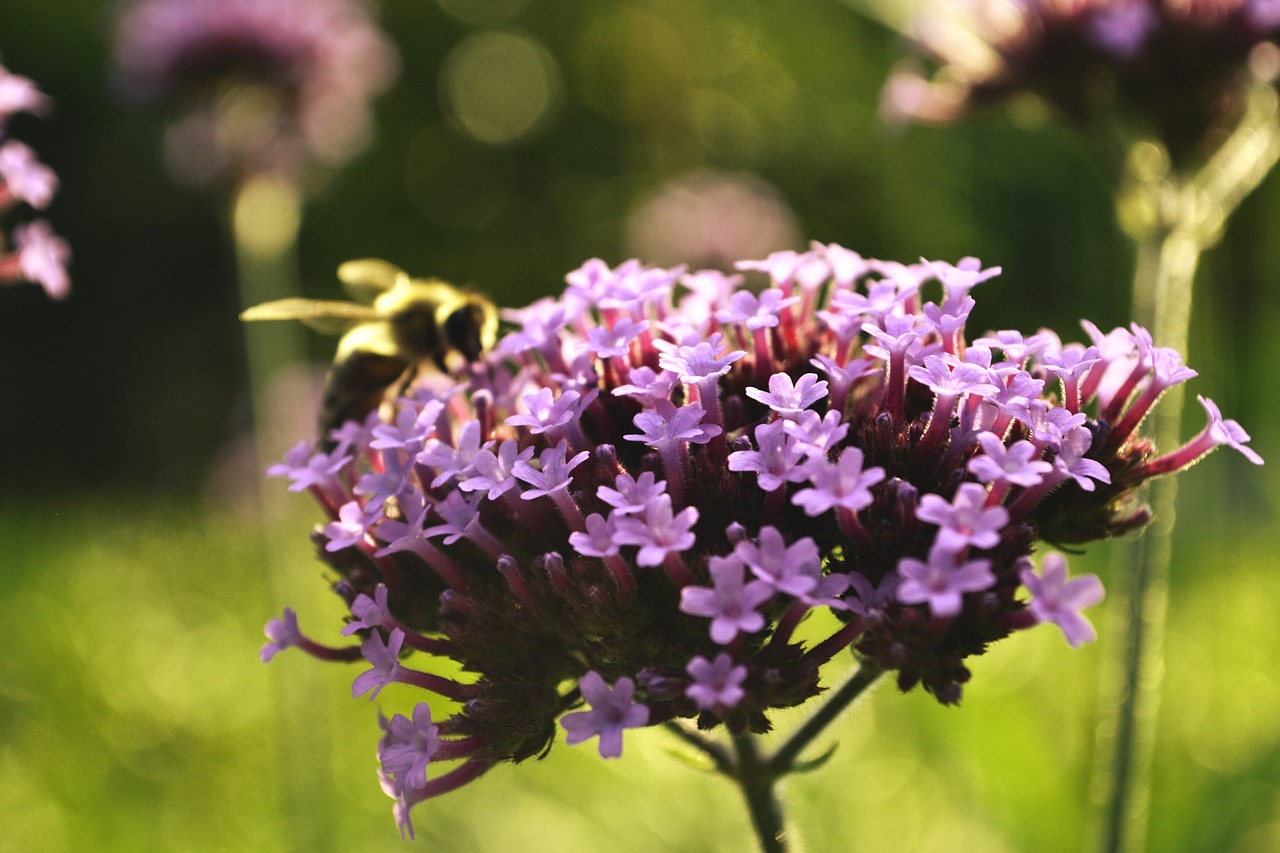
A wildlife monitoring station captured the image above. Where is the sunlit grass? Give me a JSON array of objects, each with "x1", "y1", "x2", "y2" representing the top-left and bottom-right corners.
[{"x1": 2, "y1": 485, "x2": 1277, "y2": 852}]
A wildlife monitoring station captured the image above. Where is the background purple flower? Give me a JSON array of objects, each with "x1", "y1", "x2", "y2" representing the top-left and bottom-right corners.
[{"x1": 112, "y1": 0, "x2": 398, "y2": 182}]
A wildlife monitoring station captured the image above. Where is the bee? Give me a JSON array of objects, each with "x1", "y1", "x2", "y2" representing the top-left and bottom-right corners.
[{"x1": 241, "y1": 258, "x2": 498, "y2": 440}]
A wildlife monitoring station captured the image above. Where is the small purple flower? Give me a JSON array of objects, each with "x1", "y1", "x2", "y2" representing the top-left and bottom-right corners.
[
  {"x1": 907, "y1": 355, "x2": 999, "y2": 399},
  {"x1": 352, "y1": 628, "x2": 405, "y2": 700},
  {"x1": 810, "y1": 353, "x2": 878, "y2": 393},
  {"x1": 727, "y1": 420, "x2": 809, "y2": 492},
  {"x1": 685, "y1": 653, "x2": 748, "y2": 711},
  {"x1": 783, "y1": 409, "x2": 850, "y2": 458},
  {"x1": 735, "y1": 527, "x2": 823, "y2": 598},
  {"x1": 1020, "y1": 553, "x2": 1105, "y2": 648},
  {"x1": 0, "y1": 140, "x2": 58, "y2": 209},
  {"x1": 423, "y1": 492, "x2": 485, "y2": 545},
  {"x1": 611, "y1": 366, "x2": 678, "y2": 407},
  {"x1": 656, "y1": 339, "x2": 746, "y2": 383},
  {"x1": 896, "y1": 543, "x2": 996, "y2": 619},
  {"x1": 513, "y1": 440, "x2": 590, "y2": 500},
  {"x1": 261, "y1": 608, "x2": 302, "y2": 662},
  {"x1": 1137, "y1": 395, "x2": 1265, "y2": 476},
  {"x1": 1055, "y1": 427, "x2": 1112, "y2": 491},
  {"x1": 499, "y1": 297, "x2": 574, "y2": 355},
  {"x1": 379, "y1": 703, "x2": 440, "y2": 793},
  {"x1": 506, "y1": 387, "x2": 595, "y2": 435},
  {"x1": 745, "y1": 372, "x2": 829, "y2": 419},
  {"x1": 599, "y1": 264, "x2": 683, "y2": 312},
  {"x1": 1148, "y1": 346, "x2": 1198, "y2": 390},
  {"x1": 569, "y1": 513, "x2": 620, "y2": 559},
  {"x1": 927, "y1": 257, "x2": 1002, "y2": 303},
  {"x1": 988, "y1": 370, "x2": 1046, "y2": 415},
  {"x1": 267, "y1": 439, "x2": 345, "y2": 491},
  {"x1": 373, "y1": 495, "x2": 433, "y2": 558},
  {"x1": 0, "y1": 64, "x2": 51, "y2": 120},
  {"x1": 417, "y1": 420, "x2": 488, "y2": 488},
  {"x1": 679, "y1": 555, "x2": 775, "y2": 644},
  {"x1": 354, "y1": 453, "x2": 409, "y2": 510},
  {"x1": 343, "y1": 584, "x2": 393, "y2": 635},
  {"x1": 1041, "y1": 344, "x2": 1101, "y2": 384},
  {"x1": 974, "y1": 330, "x2": 1056, "y2": 367},
  {"x1": 625, "y1": 400, "x2": 721, "y2": 449},
  {"x1": 861, "y1": 314, "x2": 922, "y2": 359},
  {"x1": 716, "y1": 288, "x2": 799, "y2": 329},
  {"x1": 324, "y1": 500, "x2": 380, "y2": 551},
  {"x1": 10, "y1": 220, "x2": 71, "y2": 300},
  {"x1": 915, "y1": 483, "x2": 1009, "y2": 552},
  {"x1": 792, "y1": 447, "x2": 886, "y2": 517},
  {"x1": 598, "y1": 470, "x2": 667, "y2": 514},
  {"x1": 369, "y1": 401, "x2": 441, "y2": 453},
  {"x1": 458, "y1": 439, "x2": 536, "y2": 500},
  {"x1": 967, "y1": 433, "x2": 1054, "y2": 488},
  {"x1": 1198, "y1": 395, "x2": 1264, "y2": 465},
  {"x1": 560, "y1": 671, "x2": 650, "y2": 759},
  {"x1": 811, "y1": 241, "x2": 870, "y2": 287},
  {"x1": 736, "y1": 249, "x2": 819, "y2": 287},
  {"x1": 585, "y1": 317, "x2": 649, "y2": 359},
  {"x1": 614, "y1": 496, "x2": 699, "y2": 567},
  {"x1": 1011, "y1": 399, "x2": 1087, "y2": 452},
  {"x1": 564, "y1": 257, "x2": 618, "y2": 307},
  {"x1": 830, "y1": 279, "x2": 914, "y2": 324}
]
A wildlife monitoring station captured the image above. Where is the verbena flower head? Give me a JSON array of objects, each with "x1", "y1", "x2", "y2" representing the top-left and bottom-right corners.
[
  {"x1": 0, "y1": 63, "x2": 68, "y2": 300},
  {"x1": 112, "y1": 0, "x2": 398, "y2": 183},
  {"x1": 262, "y1": 243, "x2": 1259, "y2": 834},
  {"x1": 883, "y1": 0, "x2": 1280, "y2": 164}
]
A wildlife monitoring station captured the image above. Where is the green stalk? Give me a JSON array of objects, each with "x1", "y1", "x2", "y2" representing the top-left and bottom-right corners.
[
  {"x1": 670, "y1": 660, "x2": 884, "y2": 852},
  {"x1": 1093, "y1": 84, "x2": 1280, "y2": 853},
  {"x1": 734, "y1": 733, "x2": 788, "y2": 853},
  {"x1": 231, "y1": 173, "x2": 307, "y2": 489},
  {"x1": 229, "y1": 172, "x2": 320, "y2": 851}
]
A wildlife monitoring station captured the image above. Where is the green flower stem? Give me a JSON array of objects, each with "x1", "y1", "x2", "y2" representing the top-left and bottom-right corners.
[
  {"x1": 734, "y1": 733, "x2": 787, "y2": 853},
  {"x1": 766, "y1": 659, "x2": 885, "y2": 776},
  {"x1": 670, "y1": 659, "x2": 884, "y2": 852},
  {"x1": 229, "y1": 173, "x2": 318, "y2": 849},
  {"x1": 231, "y1": 173, "x2": 307, "y2": 486},
  {"x1": 662, "y1": 720, "x2": 734, "y2": 774},
  {"x1": 1095, "y1": 83, "x2": 1280, "y2": 853}
]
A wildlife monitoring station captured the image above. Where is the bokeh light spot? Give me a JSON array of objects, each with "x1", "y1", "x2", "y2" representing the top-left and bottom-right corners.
[{"x1": 440, "y1": 31, "x2": 562, "y2": 146}]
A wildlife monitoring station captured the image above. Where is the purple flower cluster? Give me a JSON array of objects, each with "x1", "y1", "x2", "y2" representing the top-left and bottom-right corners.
[
  {"x1": 262, "y1": 244, "x2": 1259, "y2": 837},
  {"x1": 0, "y1": 62, "x2": 69, "y2": 300},
  {"x1": 112, "y1": 0, "x2": 398, "y2": 182},
  {"x1": 884, "y1": 0, "x2": 1280, "y2": 164}
]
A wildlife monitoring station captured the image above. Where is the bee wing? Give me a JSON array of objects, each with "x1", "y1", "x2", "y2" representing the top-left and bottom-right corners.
[
  {"x1": 337, "y1": 258, "x2": 409, "y2": 302},
  {"x1": 240, "y1": 298, "x2": 383, "y2": 334}
]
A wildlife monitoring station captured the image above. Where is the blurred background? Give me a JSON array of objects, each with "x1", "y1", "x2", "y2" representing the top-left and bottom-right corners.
[{"x1": 1, "y1": 0, "x2": 1276, "y2": 850}]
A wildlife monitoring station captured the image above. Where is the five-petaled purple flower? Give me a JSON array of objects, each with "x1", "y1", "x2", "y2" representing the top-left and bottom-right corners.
[
  {"x1": 561, "y1": 672, "x2": 651, "y2": 759},
  {"x1": 1020, "y1": 554, "x2": 1105, "y2": 648}
]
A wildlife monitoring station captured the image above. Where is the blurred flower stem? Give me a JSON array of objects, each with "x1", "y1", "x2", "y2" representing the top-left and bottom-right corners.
[
  {"x1": 1094, "y1": 82, "x2": 1280, "y2": 853},
  {"x1": 668, "y1": 659, "x2": 885, "y2": 852},
  {"x1": 231, "y1": 173, "x2": 307, "y2": 496}
]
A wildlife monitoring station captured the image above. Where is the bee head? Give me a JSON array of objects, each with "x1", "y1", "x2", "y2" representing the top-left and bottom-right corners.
[{"x1": 440, "y1": 296, "x2": 498, "y2": 364}]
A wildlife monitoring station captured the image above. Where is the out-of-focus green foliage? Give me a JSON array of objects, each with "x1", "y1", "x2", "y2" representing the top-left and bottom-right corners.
[
  {"x1": 4, "y1": 480, "x2": 1279, "y2": 852},
  {"x1": 1, "y1": 0, "x2": 1277, "y2": 850}
]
